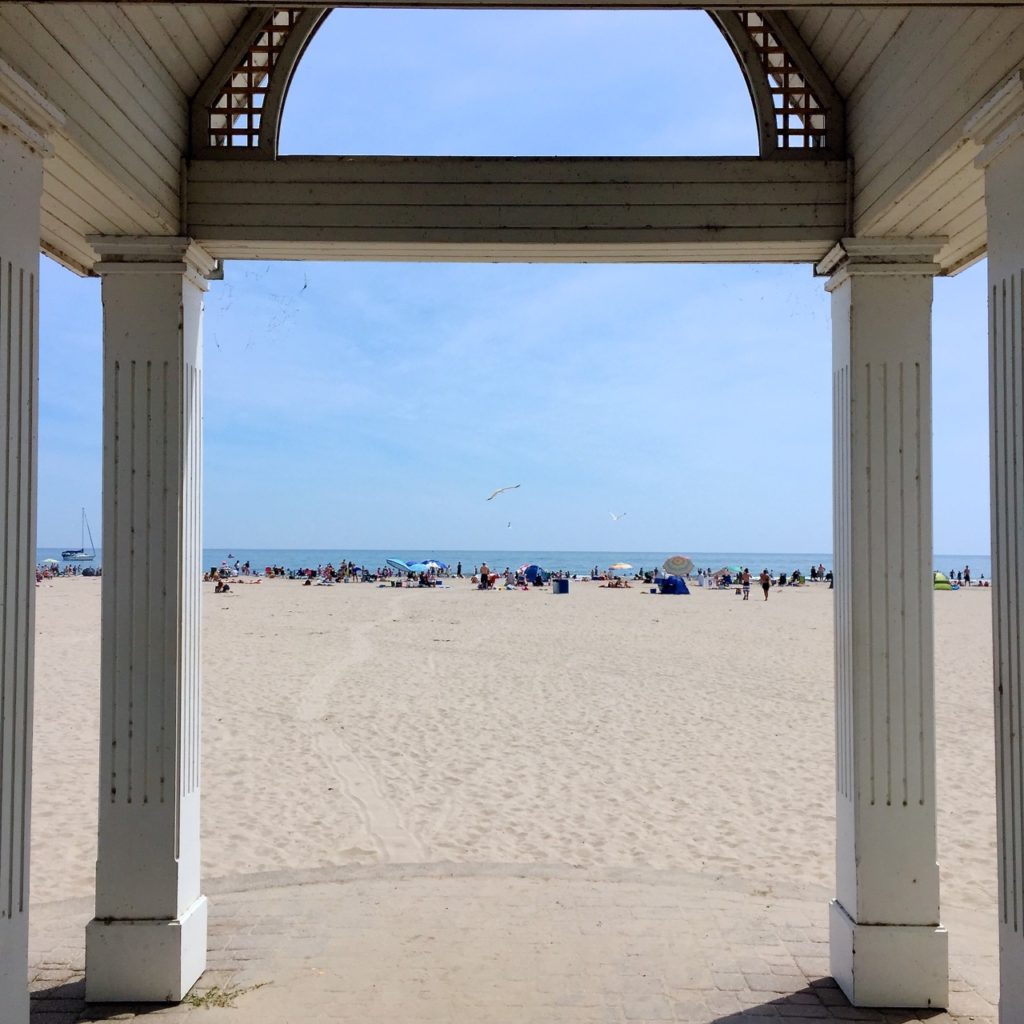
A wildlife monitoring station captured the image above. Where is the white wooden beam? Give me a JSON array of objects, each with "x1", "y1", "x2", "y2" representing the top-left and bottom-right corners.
[{"x1": 186, "y1": 155, "x2": 849, "y2": 262}]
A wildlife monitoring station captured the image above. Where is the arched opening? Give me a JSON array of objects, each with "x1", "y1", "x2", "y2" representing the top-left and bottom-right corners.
[{"x1": 278, "y1": 9, "x2": 758, "y2": 157}]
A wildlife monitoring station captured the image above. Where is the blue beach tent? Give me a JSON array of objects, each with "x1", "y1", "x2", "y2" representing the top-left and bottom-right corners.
[{"x1": 659, "y1": 575, "x2": 690, "y2": 595}]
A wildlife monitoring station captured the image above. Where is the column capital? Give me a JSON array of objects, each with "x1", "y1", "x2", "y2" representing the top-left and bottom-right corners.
[
  {"x1": 0, "y1": 57, "x2": 63, "y2": 157},
  {"x1": 88, "y1": 236, "x2": 218, "y2": 291},
  {"x1": 965, "y1": 69, "x2": 1024, "y2": 169},
  {"x1": 815, "y1": 237, "x2": 945, "y2": 292}
]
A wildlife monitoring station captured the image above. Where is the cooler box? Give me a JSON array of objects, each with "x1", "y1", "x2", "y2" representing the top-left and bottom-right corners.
[{"x1": 552, "y1": 578, "x2": 569, "y2": 595}]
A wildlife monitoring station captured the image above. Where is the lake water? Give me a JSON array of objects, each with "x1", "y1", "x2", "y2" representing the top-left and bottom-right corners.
[{"x1": 36, "y1": 547, "x2": 993, "y2": 580}]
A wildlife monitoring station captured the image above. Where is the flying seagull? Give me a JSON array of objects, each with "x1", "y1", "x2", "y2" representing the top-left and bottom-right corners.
[
  {"x1": 609, "y1": 512, "x2": 627, "y2": 521},
  {"x1": 486, "y1": 484, "x2": 520, "y2": 501}
]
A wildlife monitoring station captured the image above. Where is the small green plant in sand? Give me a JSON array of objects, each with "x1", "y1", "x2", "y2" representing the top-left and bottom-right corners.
[{"x1": 184, "y1": 981, "x2": 268, "y2": 1009}]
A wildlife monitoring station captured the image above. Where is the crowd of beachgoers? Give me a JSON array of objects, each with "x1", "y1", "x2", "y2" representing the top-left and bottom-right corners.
[
  {"x1": 35, "y1": 562, "x2": 98, "y2": 581},
  {"x1": 38, "y1": 556, "x2": 992, "y2": 594},
  {"x1": 199, "y1": 557, "x2": 851, "y2": 593}
]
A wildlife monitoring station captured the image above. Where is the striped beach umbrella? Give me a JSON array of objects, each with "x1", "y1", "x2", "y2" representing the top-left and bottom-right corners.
[{"x1": 663, "y1": 555, "x2": 694, "y2": 576}]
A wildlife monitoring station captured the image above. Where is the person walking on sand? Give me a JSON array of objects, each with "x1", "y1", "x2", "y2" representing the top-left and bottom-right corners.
[
  {"x1": 759, "y1": 568, "x2": 771, "y2": 601},
  {"x1": 741, "y1": 568, "x2": 751, "y2": 600}
]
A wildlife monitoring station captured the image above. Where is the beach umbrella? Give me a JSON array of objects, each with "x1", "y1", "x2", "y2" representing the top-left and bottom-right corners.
[
  {"x1": 386, "y1": 557, "x2": 411, "y2": 573},
  {"x1": 41, "y1": 558, "x2": 59, "y2": 567},
  {"x1": 416, "y1": 559, "x2": 448, "y2": 570},
  {"x1": 608, "y1": 562, "x2": 633, "y2": 571},
  {"x1": 713, "y1": 565, "x2": 742, "y2": 577},
  {"x1": 663, "y1": 555, "x2": 694, "y2": 576}
]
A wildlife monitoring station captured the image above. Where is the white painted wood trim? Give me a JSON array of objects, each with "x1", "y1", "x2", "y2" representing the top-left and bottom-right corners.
[
  {"x1": 185, "y1": 155, "x2": 848, "y2": 259},
  {"x1": 816, "y1": 236, "x2": 946, "y2": 284},
  {"x1": 0, "y1": 54, "x2": 62, "y2": 156},
  {"x1": 966, "y1": 70, "x2": 1024, "y2": 169}
]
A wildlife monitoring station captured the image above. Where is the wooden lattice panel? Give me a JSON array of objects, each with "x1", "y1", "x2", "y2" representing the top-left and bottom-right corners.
[
  {"x1": 207, "y1": 7, "x2": 304, "y2": 148},
  {"x1": 737, "y1": 12, "x2": 828, "y2": 151}
]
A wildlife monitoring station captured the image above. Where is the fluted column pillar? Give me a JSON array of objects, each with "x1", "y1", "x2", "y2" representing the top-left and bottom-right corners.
[
  {"x1": 85, "y1": 236, "x2": 214, "y2": 1003},
  {"x1": 967, "y1": 71, "x2": 1024, "y2": 1024},
  {"x1": 817, "y1": 238, "x2": 948, "y2": 1008},
  {"x1": 0, "y1": 60, "x2": 61, "y2": 1024}
]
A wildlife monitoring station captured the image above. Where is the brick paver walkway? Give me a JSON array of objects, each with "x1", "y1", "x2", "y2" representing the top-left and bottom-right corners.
[{"x1": 28, "y1": 864, "x2": 998, "y2": 1023}]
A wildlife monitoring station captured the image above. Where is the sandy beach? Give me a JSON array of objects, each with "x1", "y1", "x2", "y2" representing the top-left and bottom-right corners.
[{"x1": 29, "y1": 576, "x2": 996, "y2": 930}]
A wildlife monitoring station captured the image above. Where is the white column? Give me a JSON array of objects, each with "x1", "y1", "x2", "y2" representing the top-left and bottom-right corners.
[
  {"x1": 817, "y1": 238, "x2": 948, "y2": 1009},
  {"x1": 967, "y1": 71, "x2": 1024, "y2": 1024},
  {"x1": 0, "y1": 61, "x2": 61, "y2": 1024},
  {"x1": 85, "y1": 237, "x2": 214, "y2": 1003}
]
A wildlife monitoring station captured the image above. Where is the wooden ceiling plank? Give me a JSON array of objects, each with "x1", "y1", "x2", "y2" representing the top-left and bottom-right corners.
[
  {"x1": 47, "y1": 149, "x2": 155, "y2": 236},
  {"x1": 854, "y1": 12, "x2": 1024, "y2": 228},
  {"x1": 44, "y1": 5, "x2": 186, "y2": 153},
  {"x1": 0, "y1": 8, "x2": 180, "y2": 225},
  {"x1": 120, "y1": 6, "x2": 203, "y2": 93},
  {"x1": 849, "y1": 9, "x2": 980, "y2": 170},
  {"x1": 147, "y1": 5, "x2": 214, "y2": 82},
  {"x1": 83, "y1": 5, "x2": 187, "y2": 122},
  {"x1": 178, "y1": 4, "x2": 235, "y2": 65},
  {"x1": 40, "y1": 211, "x2": 100, "y2": 276}
]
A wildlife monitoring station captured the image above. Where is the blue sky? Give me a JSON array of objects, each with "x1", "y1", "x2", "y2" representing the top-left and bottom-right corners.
[{"x1": 37, "y1": 10, "x2": 990, "y2": 553}]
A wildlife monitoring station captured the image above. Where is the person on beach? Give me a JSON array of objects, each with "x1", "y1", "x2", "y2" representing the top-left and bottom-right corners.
[
  {"x1": 456, "y1": 561, "x2": 462, "y2": 578},
  {"x1": 759, "y1": 569, "x2": 771, "y2": 600},
  {"x1": 741, "y1": 568, "x2": 751, "y2": 600},
  {"x1": 479, "y1": 561, "x2": 491, "y2": 590},
  {"x1": 964, "y1": 565, "x2": 971, "y2": 587}
]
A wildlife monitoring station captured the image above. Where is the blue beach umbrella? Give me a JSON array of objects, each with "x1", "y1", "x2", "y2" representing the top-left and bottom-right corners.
[{"x1": 386, "y1": 558, "x2": 411, "y2": 573}]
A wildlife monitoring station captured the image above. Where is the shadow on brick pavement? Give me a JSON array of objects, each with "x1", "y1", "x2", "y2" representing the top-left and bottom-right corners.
[{"x1": 28, "y1": 864, "x2": 998, "y2": 1023}]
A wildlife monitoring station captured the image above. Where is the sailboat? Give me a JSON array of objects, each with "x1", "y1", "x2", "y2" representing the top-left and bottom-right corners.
[{"x1": 62, "y1": 508, "x2": 96, "y2": 562}]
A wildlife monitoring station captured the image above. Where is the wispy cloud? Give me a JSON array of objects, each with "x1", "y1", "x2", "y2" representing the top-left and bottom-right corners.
[{"x1": 35, "y1": 12, "x2": 990, "y2": 553}]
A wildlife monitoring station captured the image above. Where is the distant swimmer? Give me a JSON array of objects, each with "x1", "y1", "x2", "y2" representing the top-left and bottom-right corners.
[
  {"x1": 507, "y1": 522, "x2": 511, "y2": 528},
  {"x1": 486, "y1": 484, "x2": 520, "y2": 501},
  {"x1": 609, "y1": 512, "x2": 627, "y2": 521}
]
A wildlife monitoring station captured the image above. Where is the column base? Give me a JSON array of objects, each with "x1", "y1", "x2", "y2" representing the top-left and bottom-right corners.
[
  {"x1": 85, "y1": 895, "x2": 207, "y2": 1003},
  {"x1": 0, "y1": 915, "x2": 30, "y2": 1024},
  {"x1": 829, "y1": 899, "x2": 948, "y2": 1008}
]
